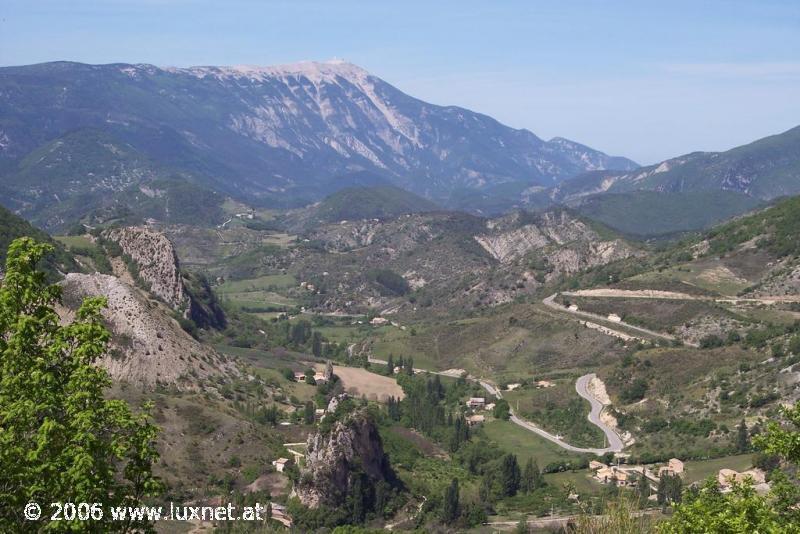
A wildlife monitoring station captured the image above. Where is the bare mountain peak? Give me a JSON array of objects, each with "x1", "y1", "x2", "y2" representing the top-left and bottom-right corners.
[{"x1": 165, "y1": 59, "x2": 371, "y2": 84}]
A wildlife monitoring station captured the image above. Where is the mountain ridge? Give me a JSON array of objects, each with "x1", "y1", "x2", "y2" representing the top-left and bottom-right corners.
[{"x1": 0, "y1": 60, "x2": 638, "y2": 223}]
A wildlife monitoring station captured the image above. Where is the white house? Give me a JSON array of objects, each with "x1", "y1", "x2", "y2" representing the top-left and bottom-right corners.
[{"x1": 272, "y1": 458, "x2": 290, "y2": 473}]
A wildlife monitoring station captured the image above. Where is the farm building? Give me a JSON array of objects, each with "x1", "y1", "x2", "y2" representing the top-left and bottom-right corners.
[{"x1": 466, "y1": 397, "x2": 486, "y2": 409}]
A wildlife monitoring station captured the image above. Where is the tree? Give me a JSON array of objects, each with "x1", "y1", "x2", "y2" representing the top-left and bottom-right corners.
[
  {"x1": 493, "y1": 399, "x2": 511, "y2": 420},
  {"x1": 661, "y1": 401, "x2": 800, "y2": 532},
  {"x1": 521, "y1": 458, "x2": 542, "y2": 493},
  {"x1": 736, "y1": 419, "x2": 749, "y2": 453},
  {"x1": 657, "y1": 473, "x2": 682, "y2": 507},
  {"x1": 499, "y1": 454, "x2": 521, "y2": 497},
  {"x1": 514, "y1": 519, "x2": 529, "y2": 533},
  {"x1": 386, "y1": 354, "x2": 394, "y2": 376},
  {"x1": 0, "y1": 238, "x2": 162, "y2": 532},
  {"x1": 442, "y1": 478, "x2": 459, "y2": 524},
  {"x1": 754, "y1": 401, "x2": 800, "y2": 463},
  {"x1": 636, "y1": 473, "x2": 650, "y2": 505},
  {"x1": 304, "y1": 401, "x2": 315, "y2": 424},
  {"x1": 312, "y1": 331, "x2": 323, "y2": 358},
  {"x1": 659, "y1": 478, "x2": 782, "y2": 533}
]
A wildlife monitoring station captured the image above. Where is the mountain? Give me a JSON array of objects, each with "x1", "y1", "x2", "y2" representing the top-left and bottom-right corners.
[
  {"x1": 0, "y1": 60, "x2": 637, "y2": 223},
  {"x1": 556, "y1": 125, "x2": 800, "y2": 202},
  {"x1": 552, "y1": 125, "x2": 800, "y2": 236}
]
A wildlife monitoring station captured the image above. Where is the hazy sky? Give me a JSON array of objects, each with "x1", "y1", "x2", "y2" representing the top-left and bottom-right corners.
[{"x1": 2, "y1": 0, "x2": 799, "y2": 164}]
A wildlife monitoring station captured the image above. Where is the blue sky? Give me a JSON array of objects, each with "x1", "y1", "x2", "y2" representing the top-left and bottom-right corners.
[{"x1": 2, "y1": 1, "x2": 798, "y2": 164}]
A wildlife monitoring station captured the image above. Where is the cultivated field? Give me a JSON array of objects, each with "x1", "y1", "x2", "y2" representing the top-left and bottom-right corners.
[{"x1": 317, "y1": 364, "x2": 405, "y2": 401}]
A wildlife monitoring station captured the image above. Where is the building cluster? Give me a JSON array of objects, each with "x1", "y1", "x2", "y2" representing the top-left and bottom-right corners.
[
  {"x1": 590, "y1": 458, "x2": 684, "y2": 489},
  {"x1": 463, "y1": 397, "x2": 498, "y2": 426}
]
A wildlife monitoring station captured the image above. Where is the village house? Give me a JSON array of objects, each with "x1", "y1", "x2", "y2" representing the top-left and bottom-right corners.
[
  {"x1": 536, "y1": 380, "x2": 555, "y2": 388},
  {"x1": 466, "y1": 414, "x2": 485, "y2": 426},
  {"x1": 589, "y1": 460, "x2": 607, "y2": 471},
  {"x1": 568, "y1": 304, "x2": 579, "y2": 312},
  {"x1": 272, "y1": 458, "x2": 290, "y2": 473},
  {"x1": 313, "y1": 372, "x2": 328, "y2": 384},
  {"x1": 658, "y1": 458, "x2": 685, "y2": 477},
  {"x1": 466, "y1": 397, "x2": 486, "y2": 409},
  {"x1": 506, "y1": 383, "x2": 522, "y2": 391},
  {"x1": 607, "y1": 313, "x2": 622, "y2": 323},
  {"x1": 294, "y1": 371, "x2": 306, "y2": 382},
  {"x1": 485, "y1": 402, "x2": 496, "y2": 411},
  {"x1": 595, "y1": 466, "x2": 631, "y2": 487},
  {"x1": 370, "y1": 317, "x2": 389, "y2": 326}
]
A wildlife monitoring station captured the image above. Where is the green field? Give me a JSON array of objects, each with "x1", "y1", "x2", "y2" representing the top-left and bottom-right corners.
[
  {"x1": 482, "y1": 420, "x2": 587, "y2": 468},
  {"x1": 218, "y1": 274, "x2": 296, "y2": 293},
  {"x1": 682, "y1": 454, "x2": 753, "y2": 485},
  {"x1": 54, "y1": 235, "x2": 96, "y2": 250},
  {"x1": 217, "y1": 274, "x2": 299, "y2": 310}
]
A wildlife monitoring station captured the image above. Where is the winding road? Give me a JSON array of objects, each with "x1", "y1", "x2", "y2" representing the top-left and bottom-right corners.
[{"x1": 367, "y1": 357, "x2": 623, "y2": 455}]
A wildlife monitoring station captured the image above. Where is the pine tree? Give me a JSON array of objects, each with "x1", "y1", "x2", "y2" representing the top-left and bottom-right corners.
[
  {"x1": 500, "y1": 454, "x2": 521, "y2": 497},
  {"x1": 386, "y1": 354, "x2": 394, "y2": 375},
  {"x1": 637, "y1": 473, "x2": 650, "y2": 505},
  {"x1": 0, "y1": 238, "x2": 162, "y2": 532},
  {"x1": 304, "y1": 401, "x2": 315, "y2": 424},
  {"x1": 312, "y1": 331, "x2": 322, "y2": 357},
  {"x1": 737, "y1": 419, "x2": 750, "y2": 453},
  {"x1": 521, "y1": 458, "x2": 542, "y2": 493},
  {"x1": 442, "y1": 478, "x2": 460, "y2": 524}
]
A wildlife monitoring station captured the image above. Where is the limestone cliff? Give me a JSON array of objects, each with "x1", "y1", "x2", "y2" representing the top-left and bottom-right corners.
[
  {"x1": 104, "y1": 226, "x2": 186, "y2": 308},
  {"x1": 294, "y1": 405, "x2": 396, "y2": 509},
  {"x1": 103, "y1": 226, "x2": 226, "y2": 329},
  {"x1": 60, "y1": 273, "x2": 235, "y2": 389}
]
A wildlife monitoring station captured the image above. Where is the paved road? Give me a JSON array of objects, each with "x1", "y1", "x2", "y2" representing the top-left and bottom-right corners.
[
  {"x1": 368, "y1": 357, "x2": 621, "y2": 455},
  {"x1": 575, "y1": 373, "x2": 624, "y2": 452},
  {"x1": 543, "y1": 293, "x2": 680, "y2": 344}
]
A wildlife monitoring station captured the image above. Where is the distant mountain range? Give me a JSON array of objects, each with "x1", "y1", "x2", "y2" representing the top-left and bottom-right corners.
[
  {"x1": 0, "y1": 60, "x2": 637, "y2": 228},
  {"x1": 554, "y1": 125, "x2": 800, "y2": 237}
]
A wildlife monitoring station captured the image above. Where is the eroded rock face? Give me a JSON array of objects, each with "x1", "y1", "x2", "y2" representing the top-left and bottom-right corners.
[
  {"x1": 60, "y1": 273, "x2": 234, "y2": 389},
  {"x1": 104, "y1": 227, "x2": 186, "y2": 309},
  {"x1": 294, "y1": 409, "x2": 394, "y2": 509}
]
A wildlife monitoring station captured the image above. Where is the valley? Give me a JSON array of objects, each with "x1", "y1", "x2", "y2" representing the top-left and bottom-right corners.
[{"x1": 1, "y1": 53, "x2": 799, "y2": 533}]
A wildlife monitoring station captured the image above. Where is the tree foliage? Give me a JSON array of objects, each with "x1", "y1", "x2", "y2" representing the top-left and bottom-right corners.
[{"x1": 0, "y1": 238, "x2": 162, "y2": 532}]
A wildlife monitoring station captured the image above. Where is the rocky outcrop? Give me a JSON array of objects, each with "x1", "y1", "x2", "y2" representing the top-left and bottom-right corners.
[
  {"x1": 59, "y1": 273, "x2": 235, "y2": 389},
  {"x1": 475, "y1": 210, "x2": 641, "y2": 271},
  {"x1": 104, "y1": 227, "x2": 186, "y2": 309},
  {"x1": 104, "y1": 226, "x2": 226, "y2": 329},
  {"x1": 294, "y1": 407, "x2": 396, "y2": 509}
]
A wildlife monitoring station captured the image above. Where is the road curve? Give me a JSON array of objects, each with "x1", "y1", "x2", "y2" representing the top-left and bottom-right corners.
[
  {"x1": 368, "y1": 357, "x2": 621, "y2": 455},
  {"x1": 575, "y1": 373, "x2": 624, "y2": 452}
]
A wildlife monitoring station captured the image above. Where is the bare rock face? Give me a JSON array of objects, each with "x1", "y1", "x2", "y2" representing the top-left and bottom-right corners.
[
  {"x1": 294, "y1": 409, "x2": 395, "y2": 509},
  {"x1": 60, "y1": 273, "x2": 234, "y2": 389},
  {"x1": 104, "y1": 227, "x2": 187, "y2": 309}
]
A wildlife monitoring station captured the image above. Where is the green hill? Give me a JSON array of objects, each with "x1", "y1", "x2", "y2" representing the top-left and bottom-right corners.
[
  {"x1": 312, "y1": 185, "x2": 439, "y2": 222},
  {"x1": 0, "y1": 128, "x2": 226, "y2": 230},
  {"x1": 575, "y1": 190, "x2": 763, "y2": 238},
  {"x1": 0, "y1": 206, "x2": 76, "y2": 274}
]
